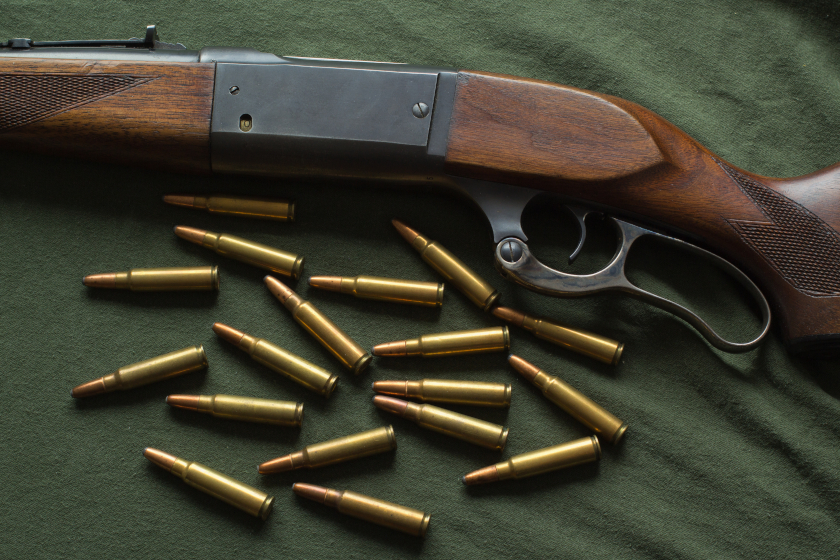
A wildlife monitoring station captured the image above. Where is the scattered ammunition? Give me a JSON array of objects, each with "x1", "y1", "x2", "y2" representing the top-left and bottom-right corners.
[
  {"x1": 373, "y1": 379, "x2": 511, "y2": 408},
  {"x1": 373, "y1": 395, "x2": 508, "y2": 450},
  {"x1": 173, "y1": 225, "x2": 303, "y2": 279},
  {"x1": 71, "y1": 345, "x2": 207, "y2": 398},
  {"x1": 259, "y1": 426, "x2": 396, "y2": 474},
  {"x1": 462, "y1": 436, "x2": 601, "y2": 485},
  {"x1": 292, "y1": 483, "x2": 430, "y2": 537},
  {"x1": 493, "y1": 306, "x2": 623, "y2": 365},
  {"x1": 82, "y1": 266, "x2": 219, "y2": 291},
  {"x1": 392, "y1": 219, "x2": 499, "y2": 310},
  {"x1": 372, "y1": 326, "x2": 509, "y2": 357},
  {"x1": 509, "y1": 355, "x2": 628, "y2": 443},
  {"x1": 212, "y1": 323, "x2": 338, "y2": 398},
  {"x1": 264, "y1": 276, "x2": 372, "y2": 374},
  {"x1": 167, "y1": 394, "x2": 303, "y2": 426},
  {"x1": 143, "y1": 448, "x2": 274, "y2": 519},
  {"x1": 309, "y1": 275, "x2": 444, "y2": 307},
  {"x1": 164, "y1": 194, "x2": 294, "y2": 221}
]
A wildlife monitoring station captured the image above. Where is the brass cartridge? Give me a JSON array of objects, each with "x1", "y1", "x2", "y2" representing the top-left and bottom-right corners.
[
  {"x1": 309, "y1": 275, "x2": 444, "y2": 307},
  {"x1": 174, "y1": 225, "x2": 303, "y2": 279},
  {"x1": 509, "y1": 355, "x2": 628, "y2": 443},
  {"x1": 372, "y1": 326, "x2": 509, "y2": 357},
  {"x1": 164, "y1": 194, "x2": 294, "y2": 221},
  {"x1": 373, "y1": 379, "x2": 511, "y2": 408},
  {"x1": 212, "y1": 322, "x2": 338, "y2": 398},
  {"x1": 462, "y1": 436, "x2": 601, "y2": 485},
  {"x1": 292, "y1": 483, "x2": 430, "y2": 537},
  {"x1": 82, "y1": 266, "x2": 219, "y2": 291},
  {"x1": 259, "y1": 426, "x2": 396, "y2": 474},
  {"x1": 493, "y1": 306, "x2": 623, "y2": 365},
  {"x1": 264, "y1": 276, "x2": 372, "y2": 374},
  {"x1": 373, "y1": 395, "x2": 508, "y2": 450},
  {"x1": 144, "y1": 448, "x2": 274, "y2": 519},
  {"x1": 392, "y1": 219, "x2": 499, "y2": 310},
  {"x1": 71, "y1": 345, "x2": 207, "y2": 398},
  {"x1": 166, "y1": 394, "x2": 303, "y2": 426}
]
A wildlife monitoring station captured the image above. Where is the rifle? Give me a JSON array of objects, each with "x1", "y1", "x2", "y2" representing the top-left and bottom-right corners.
[{"x1": 2, "y1": 26, "x2": 838, "y2": 356}]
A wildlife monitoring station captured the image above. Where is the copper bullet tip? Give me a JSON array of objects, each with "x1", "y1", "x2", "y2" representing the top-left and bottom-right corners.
[
  {"x1": 491, "y1": 306, "x2": 526, "y2": 327},
  {"x1": 308, "y1": 275, "x2": 343, "y2": 292},
  {"x1": 372, "y1": 380, "x2": 409, "y2": 397},
  {"x1": 372, "y1": 340, "x2": 407, "y2": 357},
  {"x1": 508, "y1": 354, "x2": 542, "y2": 382},
  {"x1": 373, "y1": 395, "x2": 409, "y2": 416},
  {"x1": 173, "y1": 225, "x2": 208, "y2": 245},
  {"x1": 292, "y1": 482, "x2": 329, "y2": 504},
  {"x1": 70, "y1": 378, "x2": 108, "y2": 398},
  {"x1": 391, "y1": 219, "x2": 420, "y2": 244},
  {"x1": 258, "y1": 455, "x2": 295, "y2": 474},
  {"x1": 163, "y1": 195, "x2": 197, "y2": 208},
  {"x1": 212, "y1": 322, "x2": 246, "y2": 346},
  {"x1": 166, "y1": 394, "x2": 201, "y2": 411},
  {"x1": 462, "y1": 465, "x2": 500, "y2": 485},
  {"x1": 264, "y1": 275, "x2": 294, "y2": 302},
  {"x1": 143, "y1": 447, "x2": 178, "y2": 471},
  {"x1": 82, "y1": 273, "x2": 117, "y2": 288}
]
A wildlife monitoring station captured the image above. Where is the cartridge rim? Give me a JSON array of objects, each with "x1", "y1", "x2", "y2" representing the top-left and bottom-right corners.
[
  {"x1": 496, "y1": 427, "x2": 510, "y2": 451},
  {"x1": 418, "y1": 513, "x2": 431, "y2": 538},
  {"x1": 503, "y1": 384, "x2": 513, "y2": 407},
  {"x1": 351, "y1": 354, "x2": 373, "y2": 376},
  {"x1": 591, "y1": 435, "x2": 602, "y2": 459},
  {"x1": 501, "y1": 326, "x2": 510, "y2": 350},
  {"x1": 385, "y1": 425, "x2": 398, "y2": 450},
  {"x1": 611, "y1": 343, "x2": 625, "y2": 365},
  {"x1": 290, "y1": 256, "x2": 304, "y2": 280},
  {"x1": 210, "y1": 266, "x2": 220, "y2": 290},
  {"x1": 323, "y1": 375, "x2": 339, "y2": 398},
  {"x1": 195, "y1": 345, "x2": 209, "y2": 367},
  {"x1": 258, "y1": 496, "x2": 275, "y2": 520},
  {"x1": 287, "y1": 201, "x2": 296, "y2": 222},
  {"x1": 294, "y1": 402, "x2": 305, "y2": 425},
  {"x1": 612, "y1": 422, "x2": 629, "y2": 444},
  {"x1": 435, "y1": 283, "x2": 445, "y2": 307}
]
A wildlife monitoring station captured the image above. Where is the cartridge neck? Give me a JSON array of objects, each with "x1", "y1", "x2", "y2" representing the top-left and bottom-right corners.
[
  {"x1": 289, "y1": 450, "x2": 306, "y2": 469},
  {"x1": 405, "y1": 380, "x2": 422, "y2": 398},
  {"x1": 113, "y1": 272, "x2": 131, "y2": 289},
  {"x1": 402, "y1": 401, "x2": 423, "y2": 422},
  {"x1": 239, "y1": 333, "x2": 259, "y2": 354},
  {"x1": 532, "y1": 370, "x2": 554, "y2": 390},
  {"x1": 284, "y1": 293, "x2": 305, "y2": 312},
  {"x1": 197, "y1": 394, "x2": 215, "y2": 413},
  {"x1": 201, "y1": 231, "x2": 221, "y2": 249},
  {"x1": 404, "y1": 339, "x2": 422, "y2": 356},
  {"x1": 411, "y1": 235, "x2": 431, "y2": 253},
  {"x1": 101, "y1": 372, "x2": 121, "y2": 391},
  {"x1": 323, "y1": 488, "x2": 343, "y2": 508},
  {"x1": 170, "y1": 458, "x2": 192, "y2": 479},
  {"x1": 341, "y1": 277, "x2": 357, "y2": 294}
]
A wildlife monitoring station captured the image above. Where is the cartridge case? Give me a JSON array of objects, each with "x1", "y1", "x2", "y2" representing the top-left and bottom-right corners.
[
  {"x1": 462, "y1": 436, "x2": 601, "y2": 485},
  {"x1": 264, "y1": 276, "x2": 372, "y2": 374},
  {"x1": 293, "y1": 483, "x2": 430, "y2": 537},
  {"x1": 82, "y1": 266, "x2": 219, "y2": 291},
  {"x1": 493, "y1": 306, "x2": 623, "y2": 365},
  {"x1": 373, "y1": 379, "x2": 511, "y2": 407},
  {"x1": 373, "y1": 396, "x2": 508, "y2": 450},
  {"x1": 164, "y1": 194, "x2": 294, "y2": 221},
  {"x1": 167, "y1": 394, "x2": 303, "y2": 426},
  {"x1": 144, "y1": 448, "x2": 274, "y2": 519},
  {"x1": 309, "y1": 275, "x2": 444, "y2": 307},
  {"x1": 213, "y1": 323, "x2": 338, "y2": 398},
  {"x1": 392, "y1": 219, "x2": 499, "y2": 310},
  {"x1": 174, "y1": 225, "x2": 303, "y2": 279},
  {"x1": 372, "y1": 326, "x2": 509, "y2": 357},
  {"x1": 259, "y1": 426, "x2": 396, "y2": 473},
  {"x1": 509, "y1": 355, "x2": 627, "y2": 443},
  {"x1": 71, "y1": 345, "x2": 207, "y2": 398}
]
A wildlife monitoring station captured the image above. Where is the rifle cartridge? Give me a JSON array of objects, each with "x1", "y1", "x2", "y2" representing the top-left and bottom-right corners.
[
  {"x1": 71, "y1": 345, "x2": 207, "y2": 398},
  {"x1": 309, "y1": 275, "x2": 444, "y2": 307},
  {"x1": 509, "y1": 355, "x2": 628, "y2": 443},
  {"x1": 259, "y1": 426, "x2": 396, "y2": 473},
  {"x1": 166, "y1": 394, "x2": 303, "y2": 426},
  {"x1": 174, "y1": 225, "x2": 303, "y2": 279},
  {"x1": 373, "y1": 379, "x2": 511, "y2": 407},
  {"x1": 372, "y1": 326, "x2": 509, "y2": 357},
  {"x1": 82, "y1": 266, "x2": 219, "y2": 291},
  {"x1": 143, "y1": 448, "x2": 274, "y2": 519},
  {"x1": 492, "y1": 306, "x2": 623, "y2": 365},
  {"x1": 462, "y1": 436, "x2": 601, "y2": 485},
  {"x1": 264, "y1": 276, "x2": 372, "y2": 374},
  {"x1": 292, "y1": 483, "x2": 430, "y2": 537},
  {"x1": 212, "y1": 322, "x2": 338, "y2": 397},
  {"x1": 164, "y1": 194, "x2": 294, "y2": 221},
  {"x1": 373, "y1": 395, "x2": 508, "y2": 450},
  {"x1": 392, "y1": 219, "x2": 499, "y2": 310}
]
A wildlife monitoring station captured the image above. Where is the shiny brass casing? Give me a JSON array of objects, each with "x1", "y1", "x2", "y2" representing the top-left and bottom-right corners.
[
  {"x1": 167, "y1": 194, "x2": 294, "y2": 221},
  {"x1": 169, "y1": 394, "x2": 303, "y2": 426},
  {"x1": 259, "y1": 426, "x2": 396, "y2": 473},
  {"x1": 309, "y1": 275, "x2": 444, "y2": 307},
  {"x1": 373, "y1": 379, "x2": 511, "y2": 407},
  {"x1": 84, "y1": 266, "x2": 219, "y2": 291},
  {"x1": 374, "y1": 326, "x2": 509, "y2": 357}
]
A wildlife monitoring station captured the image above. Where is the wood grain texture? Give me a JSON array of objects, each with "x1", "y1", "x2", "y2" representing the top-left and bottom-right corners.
[
  {"x1": 0, "y1": 58, "x2": 215, "y2": 173},
  {"x1": 445, "y1": 71, "x2": 840, "y2": 354}
]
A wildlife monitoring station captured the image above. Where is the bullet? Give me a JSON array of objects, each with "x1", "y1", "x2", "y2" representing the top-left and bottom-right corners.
[
  {"x1": 373, "y1": 379, "x2": 511, "y2": 408},
  {"x1": 392, "y1": 219, "x2": 499, "y2": 310},
  {"x1": 492, "y1": 306, "x2": 623, "y2": 365},
  {"x1": 167, "y1": 394, "x2": 303, "y2": 426},
  {"x1": 373, "y1": 395, "x2": 508, "y2": 450},
  {"x1": 372, "y1": 326, "x2": 509, "y2": 357},
  {"x1": 212, "y1": 322, "x2": 338, "y2": 398},
  {"x1": 292, "y1": 483, "x2": 430, "y2": 537},
  {"x1": 309, "y1": 275, "x2": 444, "y2": 307},
  {"x1": 462, "y1": 436, "x2": 601, "y2": 485},
  {"x1": 144, "y1": 448, "x2": 274, "y2": 519},
  {"x1": 164, "y1": 194, "x2": 294, "y2": 221},
  {"x1": 82, "y1": 266, "x2": 219, "y2": 291},
  {"x1": 71, "y1": 346, "x2": 207, "y2": 398},
  {"x1": 259, "y1": 426, "x2": 396, "y2": 474},
  {"x1": 264, "y1": 276, "x2": 372, "y2": 374},
  {"x1": 509, "y1": 355, "x2": 628, "y2": 444},
  {"x1": 174, "y1": 225, "x2": 303, "y2": 279}
]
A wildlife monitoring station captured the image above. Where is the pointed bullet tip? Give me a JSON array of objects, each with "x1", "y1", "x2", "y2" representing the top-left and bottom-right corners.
[
  {"x1": 264, "y1": 275, "x2": 294, "y2": 301},
  {"x1": 373, "y1": 395, "x2": 409, "y2": 415},
  {"x1": 163, "y1": 195, "x2": 196, "y2": 208},
  {"x1": 82, "y1": 273, "x2": 117, "y2": 289},
  {"x1": 70, "y1": 378, "x2": 108, "y2": 398},
  {"x1": 391, "y1": 218, "x2": 420, "y2": 244},
  {"x1": 508, "y1": 354, "x2": 541, "y2": 381},
  {"x1": 308, "y1": 275, "x2": 342, "y2": 292},
  {"x1": 173, "y1": 225, "x2": 207, "y2": 245},
  {"x1": 212, "y1": 322, "x2": 245, "y2": 346},
  {"x1": 372, "y1": 341, "x2": 407, "y2": 357}
]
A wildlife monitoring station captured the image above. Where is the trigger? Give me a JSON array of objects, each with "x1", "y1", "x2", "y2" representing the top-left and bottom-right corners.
[{"x1": 566, "y1": 205, "x2": 595, "y2": 263}]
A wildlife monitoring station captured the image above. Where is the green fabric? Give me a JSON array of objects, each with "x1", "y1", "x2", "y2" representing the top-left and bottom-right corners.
[{"x1": 1, "y1": 2, "x2": 838, "y2": 558}]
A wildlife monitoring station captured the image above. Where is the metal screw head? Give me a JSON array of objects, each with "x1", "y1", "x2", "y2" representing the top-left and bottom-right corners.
[
  {"x1": 499, "y1": 240, "x2": 524, "y2": 263},
  {"x1": 229, "y1": 86, "x2": 240, "y2": 95},
  {"x1": 412, "y1": 102, "x2": 430, "y2": 118}
]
